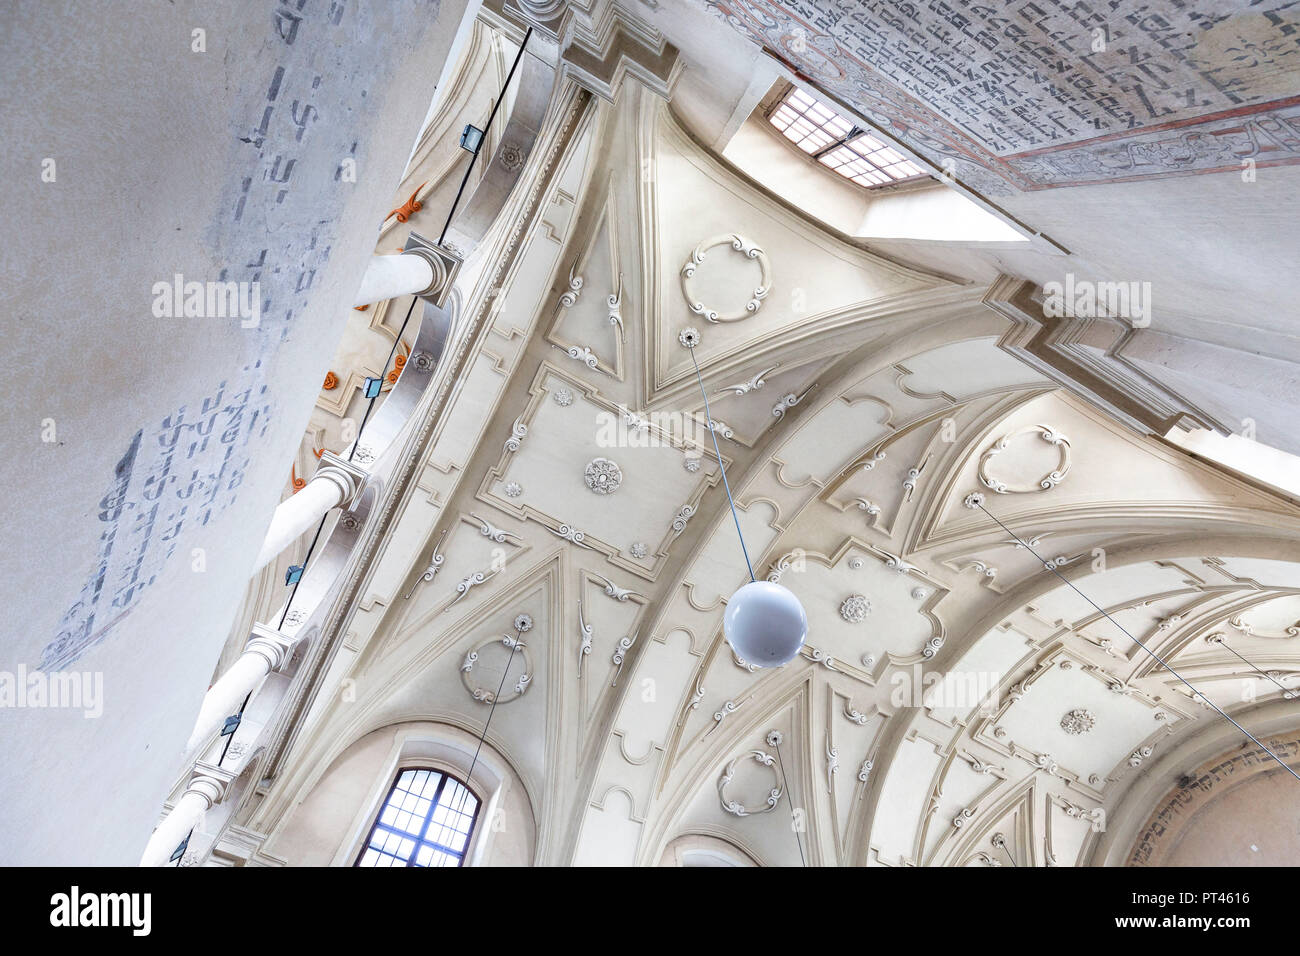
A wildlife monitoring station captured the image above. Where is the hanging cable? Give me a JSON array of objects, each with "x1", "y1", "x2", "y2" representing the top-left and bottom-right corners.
[
  {"x1": 466, "y1": 623, "x2": 524, "y2": 784},
  {"x1": 1213, "y1": 637, "x2": 1296, "y2": 697},
  {"x1": 687, "y1": 344, "x2": 756, "y2": 582},
  {"x1": 439, "y1": 27, "x2": 533, "y2": 245},
  {"x1": 974, "y1": 501, "x2": 1300, "y2": 784},
  {"x1": 349, "y1": 295, "x2": 419, "y2": 463},
  {"x1": 771, "y1": 734, "x2": 806, "y2": 866}
]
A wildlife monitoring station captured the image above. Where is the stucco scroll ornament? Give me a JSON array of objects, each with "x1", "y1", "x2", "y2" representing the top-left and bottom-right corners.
[
  {"x1": 403, "y1": 529, "x2": 447, "y2": 600},
  {"x1": 461, "y1": 634, "x2": 533, "y2": 704},
  {"x1": 593, "y1": 572, "x2": 645, "y2": 602},
  {"x1": 1229, "y1": 612, "x2": 1300, "y2": 639},
  {"x1": 978, "y1": 424, "x2": 1072, "y2": 493},
  {"x1": 559, "y1": 259, "x2": 583, "y2": 307},
  {"x1": 503, "y1": 417, "x2": 527, "y2": 454},
  {"x1": 607, "y1": 274, "x2": 625, "y2": 340},
  {"x1": 577, "y1": 600, "x2": 593, "y2": 678},
  {"x1": 680, "y1": 233, "x2": 773, "y2": 323},
  {"x1": 718, "y1": 364, "x2": 779, "y2": 396},
  {"x1": 718, "y1": 749, "x2": 783, "y2": 816},
  {"x1": 611, "y1": 631, "x2": 637, "y2": 685},
  {"x1": 548, "y1": 521, "x2": 593, "y2": 549},
  {"x1": 449, "y1": 567, "x2": 499, "y2": 607},
  {"x1": 469, "y1": 512, "x2": 520, "y2": 544}
]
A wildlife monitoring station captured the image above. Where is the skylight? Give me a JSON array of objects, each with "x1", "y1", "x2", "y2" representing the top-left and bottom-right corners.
[{"x1": 768, "y1": 86, "x2": 926, "y2": 188}]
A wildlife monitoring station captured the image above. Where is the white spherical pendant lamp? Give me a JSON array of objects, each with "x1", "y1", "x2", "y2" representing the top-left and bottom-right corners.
[{"x1": 724, "y1": 581, "x2": 807, "y2": 667}]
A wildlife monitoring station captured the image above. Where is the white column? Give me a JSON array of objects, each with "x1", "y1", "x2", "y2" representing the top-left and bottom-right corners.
[
  {"x1": 253, "y1": 451, "x2": 367, "y2": 573},
  {"x1": 184, "y1": 624, "x2": 294, "y2": 754},
  {"x1": 139, "y1": 763, "x2": 234, "y2": 867},
  {"x1": 353, "y1": 252, "x2": 434, "y2": 307}
]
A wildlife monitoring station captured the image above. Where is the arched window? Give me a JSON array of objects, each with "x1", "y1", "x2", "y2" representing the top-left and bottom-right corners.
[{"x1": 355, "y1": 768, "x2": 480, "y2": 867}]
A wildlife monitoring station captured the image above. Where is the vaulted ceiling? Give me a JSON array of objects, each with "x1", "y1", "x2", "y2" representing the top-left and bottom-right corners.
[{"x1": 207, "y1": 0, "x2": 1300, "y2": 866}]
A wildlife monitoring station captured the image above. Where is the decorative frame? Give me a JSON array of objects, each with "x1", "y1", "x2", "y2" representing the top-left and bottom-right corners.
[
  {"x1": 679, "y1": 233, "x2": 772, "y2": 323},
  {"x1": 979, "y1": 424, "x2": 1072, "y2": 494},
  {"x1": 460, "y1": 634, "x2": 533, "y2": 704}
]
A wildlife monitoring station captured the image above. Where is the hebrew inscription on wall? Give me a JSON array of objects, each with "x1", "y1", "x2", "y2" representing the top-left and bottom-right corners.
[{"x1": 704, "y1": 0, "x2": 1300, "y2": 190}]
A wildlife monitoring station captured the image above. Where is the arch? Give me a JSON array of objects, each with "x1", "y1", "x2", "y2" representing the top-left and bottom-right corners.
[
  {"x1": 265, "y1": 719, "x2": 536, "y2": 867},
  {"x1": 658, "y1": 832, "x2": 761, "y2": 867}
]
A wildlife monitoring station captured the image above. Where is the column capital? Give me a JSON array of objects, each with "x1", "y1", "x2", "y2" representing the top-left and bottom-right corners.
[
  {"x1": 402, "y1": 233, "x2": 461, "y2": 307},
  {"x1": 185, "y1": 761, "x2": 237, "y2": 810},
  {"x1": 315, "y1": 450, "x2": 368, "y2": 508},
  {"x1": 246, "y1": 622, "x2": 295, "y2": 672}
]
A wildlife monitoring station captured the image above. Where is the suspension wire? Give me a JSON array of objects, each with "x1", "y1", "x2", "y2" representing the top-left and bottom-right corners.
[
  {"x1": 466, "y1": 624, "x2": 524, "y2": 784},
  {"x1": 998, "y1": 840, "x2": 1018, "y2": 867},
  {"x1": 439, "y1": 27, "x2": 534, "y2": 245},
  {"x1": 772, "y1": 737, "x2": 806, "y2": 866},
  {"x1": 1215, "y1": 638, "x2": 1295, "y2": 696},
  {"x1": 974, "y1": 501, "x2": 1300, "y2": 783},
  {"x1": 218, "y1": 691, "x2": 253, "y2": 766},
  {"x1": 349, "y1": 294, "x2": 419, "y2": 463},
  {"x1": 277, "y1": 512, "x2": 329, "y2": 630},
  {"x1": 687, "y1": 345, "x2": 756, "y2": 583},
  {"x1": 280, "y1": 26, "x2": 534, "y2": 631},
  {"x1": 172, "y1": 827, "x2": 194, "y2": 867}
]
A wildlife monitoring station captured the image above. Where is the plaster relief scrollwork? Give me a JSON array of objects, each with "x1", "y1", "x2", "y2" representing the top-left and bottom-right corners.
[
  {"x1": 592, "y1": 572, "x2": 645, "y2": 602},
  {"x1": 607, "y1": 274, "x2": 625, "y2": 340},
  {"x1": 801, "y1": 645, "x2": 838, "y2": 670},
  {"x1": 671, "y1": 503, "x2": 696, "y2": 535},
  {"x1": 577, "y1": 600, "x2": 593, "y2": 678},
  {"x1": 404, "y1": 529, "x2": 447, "y2": 600},
  {"x1": 718, "y1": 749, "x2": 783, "y2": 816},
  {"x1": 902, "y1": 456, "x2": 929, "y2": 501},
  {"x1": 1230, "y1": 610, "x2": 1300, "y2": 639},
  {"x1": 460, "y1": 633, "x2": 533, "y2": 705},
  {"x1": 707, "y1": 699, "x2": 744, "y2": 736},
  {"x1": 772, "y1": 386, "x2": 815, "y2": 419},
  {"x1": 503, "y1": 418, "x2": 527, "y2": 454},
  {"x1": 844, "y1": 702, "x2": 871, "y2": 725},
  {"x1": 718, "y1": 364, "x2": 779, "y2": 396},
  {"x1": 857, "y1": 754, "x2": 875, "y2": 796},
  {"x1": 611, "y1": 631, "x2": 637, "y2": 685},
  {"x1": 560, "y1": 260, "x2": 583, "y2": 307},
  {"x1": 449, "y1": 568, "x2": 499, "y2": 607},
  {"x1": 469, "y1": 512, "x2": 521, "y2": 544},
  {"x1": 979, "y1": 424, "x2": 1072, "y2": 494},
  {"x1": 855, "y1": 498, "x2": 881, "y2": 517},
  {"x1": 680, "y1": 234, "x2": 773, "y2": 323},
  {"x1": 1129, "y1": 745, "x2": 1155, "y2": 767},
  {"x1": 553, "y1": 344, "x2": 609, "y2": 375},
  {"x1": 549, "y1": 522, "x2": 593, "y2": 549}
]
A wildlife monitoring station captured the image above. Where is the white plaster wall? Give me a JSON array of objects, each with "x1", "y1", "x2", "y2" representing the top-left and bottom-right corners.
[{"x1": 0, "y1": 0, "x2": 470, "y2": 865}]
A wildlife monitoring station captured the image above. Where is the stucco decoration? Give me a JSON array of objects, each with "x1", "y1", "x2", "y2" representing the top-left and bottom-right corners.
[
  {"x1": 718, "y1": 748, "x2": 783, "y2": 816},
  {"x1": 979, "y1": 425, "x2": 1072, "y2": 494},
  {"x1": 460, "y1": 633, "x2": 533, "y2": 704},
  {"x1": 679, "y1": 233, "x2": 772, "y2": 322}
]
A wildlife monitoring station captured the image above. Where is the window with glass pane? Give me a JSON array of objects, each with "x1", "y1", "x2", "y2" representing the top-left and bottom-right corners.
[
  {"x1": 767, "y1": 86, "x2": 925, "y2": 189},
  {"x1": 355, "y1": 768, "x2": 480, "y2": 867}
]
